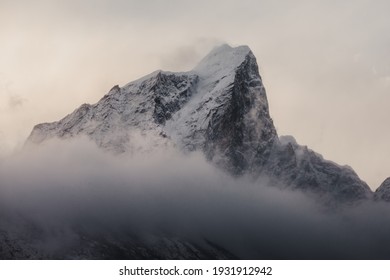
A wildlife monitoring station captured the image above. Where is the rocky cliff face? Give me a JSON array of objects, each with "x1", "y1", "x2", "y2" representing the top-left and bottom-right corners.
[
  {"x1": 27, "y1": 44, "x2": 373, "y2": 202},
  {"x1": 268, "y1": 140, "x2": 372, "y2": 202}
]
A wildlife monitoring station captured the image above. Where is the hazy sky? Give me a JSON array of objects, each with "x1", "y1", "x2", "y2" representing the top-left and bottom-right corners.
[{"x1": 0, "y1": 0, "x2": 389, "y2": 188}]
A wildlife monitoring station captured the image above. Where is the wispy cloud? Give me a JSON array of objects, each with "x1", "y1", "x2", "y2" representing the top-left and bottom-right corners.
[{"x1": 8, "y1": 94, "x2": 26, "y2": 109}]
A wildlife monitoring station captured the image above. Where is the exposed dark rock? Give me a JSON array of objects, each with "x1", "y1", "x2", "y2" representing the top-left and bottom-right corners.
[{"x1": 374, "y1": 177, "x2": 390, "y2": 202}]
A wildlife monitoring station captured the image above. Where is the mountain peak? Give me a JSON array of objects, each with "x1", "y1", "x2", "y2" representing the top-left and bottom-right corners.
[
  {"x1": 26, "y1": 44, "x2": 372, "y2": 202},
  {"x1": 193, "y1": 44, "x2": 252, "y2": 77}
]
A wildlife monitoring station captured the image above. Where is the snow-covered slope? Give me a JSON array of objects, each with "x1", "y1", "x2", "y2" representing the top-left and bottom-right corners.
[{"x1": 27, "y1": 44, "x2": 372, "y2": 202}]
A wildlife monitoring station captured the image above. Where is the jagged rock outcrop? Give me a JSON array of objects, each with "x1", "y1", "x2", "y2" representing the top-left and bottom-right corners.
[{"x1": 374, "y1": 178, "x2": 390, "y2": 202}]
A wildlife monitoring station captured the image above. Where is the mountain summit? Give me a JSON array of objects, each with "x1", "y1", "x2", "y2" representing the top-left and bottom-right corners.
[{"x1": 28, "y1": 44, "x2": 373, "y2": 202}]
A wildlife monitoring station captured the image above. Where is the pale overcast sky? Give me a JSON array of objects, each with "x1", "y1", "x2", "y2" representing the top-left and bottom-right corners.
[{"x1": 0, "y1": 0, "x2": 389, "y2": 188}]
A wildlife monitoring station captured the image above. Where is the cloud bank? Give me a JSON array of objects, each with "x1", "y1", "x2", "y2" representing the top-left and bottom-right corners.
[{"x1": 1, "y1": 137, "x2": 390, "y2": 259}]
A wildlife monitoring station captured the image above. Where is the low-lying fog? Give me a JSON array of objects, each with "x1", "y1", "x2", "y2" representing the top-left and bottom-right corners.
[{"x1": 1, "y1": 136, "x2": 390, "y2": 259}]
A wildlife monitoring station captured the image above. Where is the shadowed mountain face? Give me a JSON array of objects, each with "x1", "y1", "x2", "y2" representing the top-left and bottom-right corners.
[{"x1": 27, "y1": 44, "x2": 372, "y2": 203}]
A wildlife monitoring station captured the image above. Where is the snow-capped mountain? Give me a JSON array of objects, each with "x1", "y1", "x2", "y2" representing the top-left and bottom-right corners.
[{"x1": 27, "y1": 44, "x2": 373, "y2": 202}]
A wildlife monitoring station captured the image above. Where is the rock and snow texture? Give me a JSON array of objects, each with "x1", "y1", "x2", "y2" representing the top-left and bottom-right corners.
[
  {"x1": 374, "y1": 177, "x2": 390, "y2": 201},
  {"x1": 27, "y1": 44, "x2": 373, "y2": 202}
]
